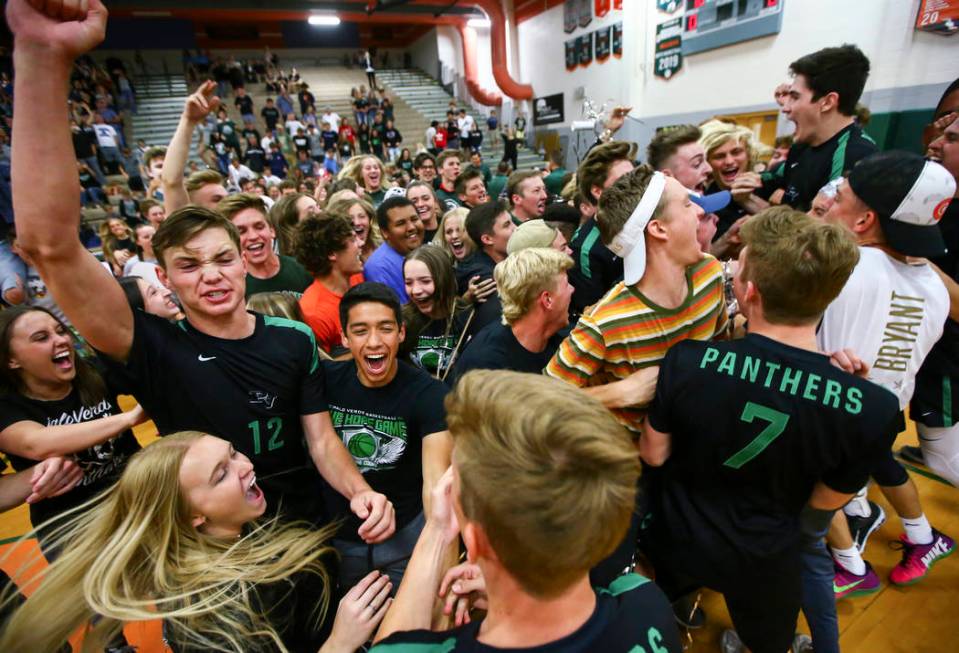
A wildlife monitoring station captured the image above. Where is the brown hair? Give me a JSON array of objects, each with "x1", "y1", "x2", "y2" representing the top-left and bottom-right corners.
[
  {"x1": 216, "y1": 193, "x2": 267, "y2": 221},
  {"x1": 436, "y1": 150, "x2": 463, "y2": 169},
  {"x1": 646, "y1": 124, "x2": 701, "y2": 170},
  {"x1": 152, "y1": 206, "x2": 242, "y2": 269},
  {"x1": 596, "y1": 165, "x2": 666, "y2": 246},
  {"x1": 403, "y1": 246, "x2": 460, "y2": 322},
  {"x1": 294, "y1": 214, "x2": 356, "y2": 278},
  {"x1": 270, "y1": 192, "x2": 313, "y2": 257},
  {"x1": 739, "y1": 206, "x2": 860, "y2": 325},
  {"x1": 454, "y1": 168, "x2": 484, "y2": 198},
  {"x1": 446, "y1": 370, "x2": 639, "y2": 598},
  {"x1": 505, "y1": 170, "x2": 541, "y2": 207},
  {"x1": 185, "y1": 170, "x2": 225, "y2": 195},
  {"x1": 576, "y1": 141, "x2": 638, "y2": 206}
]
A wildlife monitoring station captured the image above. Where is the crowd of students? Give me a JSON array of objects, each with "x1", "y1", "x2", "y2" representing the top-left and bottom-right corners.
[{"x1": 1, "y1": 1, "x2": 958, "y2": 652}]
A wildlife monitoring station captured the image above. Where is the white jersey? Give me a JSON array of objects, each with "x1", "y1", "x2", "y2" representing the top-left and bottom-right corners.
[{"x1": 817, "y1": 246, "x2": 949, "y2": 409}]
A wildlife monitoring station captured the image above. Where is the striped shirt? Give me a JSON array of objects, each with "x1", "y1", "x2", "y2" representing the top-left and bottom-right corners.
[{"x1": 546, "y1": 256, "x2": 728, "y2": 432}]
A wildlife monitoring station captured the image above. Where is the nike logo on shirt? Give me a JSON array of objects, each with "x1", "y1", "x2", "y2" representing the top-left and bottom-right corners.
[{"x1": 198, "y1": 355, "x2": 216, "y2": 362}]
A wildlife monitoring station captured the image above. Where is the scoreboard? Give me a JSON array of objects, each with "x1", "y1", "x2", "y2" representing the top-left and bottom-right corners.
[{"x1": 682, "y1": 0, "x2": 785, "y2": 55}]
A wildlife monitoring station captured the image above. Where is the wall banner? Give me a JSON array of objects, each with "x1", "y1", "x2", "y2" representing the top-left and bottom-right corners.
[
  {"x1": 595, "y1": 0, "x2": 611, "y2": 19},
  {"x1": 654, "y1": 17, "x2": 683, "y2": 79},
  {"x1": 595, "y1": 26, "x2": 612, "y2": 61},
  {"x1": 564, "y1": 0, "x2": 577, "y2": 34},
  {"x1": 565, "y1": 39, "x2": 578, "y2": 71},
  {"x1": 579, "y1": 0, "x2": 593, "y2": 29},
  {"x1": 612, "y1": 21, "x2": 623, "y2": 57},
  {"x1": 657, "y1": 0, "x2": 680, "y2": 12},
  {"x1": 577, "y1": 32, "x2": 594, "y2": 67}
]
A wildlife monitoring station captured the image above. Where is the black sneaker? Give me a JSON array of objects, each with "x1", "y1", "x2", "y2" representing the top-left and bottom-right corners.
[
  {"x1": 848, "y1": 500, "x2": 886, "y2": 553},
  {"x1": 899, "y1": 445, "x2": 926, "y2": 466},
  {"x1": 672, "y1": 592, "x2": 706, "y2": 629}
]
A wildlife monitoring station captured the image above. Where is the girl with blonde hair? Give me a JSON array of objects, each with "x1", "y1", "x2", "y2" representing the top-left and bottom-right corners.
[
  {"x1": 0, "y1": 431, "x2": 392, "y2": 653},
  {"x1": 339, "y1": 155, "x2": 387, "y2": 207},
  {"x1": 98, "y1": 217, "x2": 136, "y2": 277},
  {"x1": 326, "y1": 195, "x2": 380, "y2": 262}
]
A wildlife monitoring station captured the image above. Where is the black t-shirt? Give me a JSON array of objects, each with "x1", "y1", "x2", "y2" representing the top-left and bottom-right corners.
[
  {"x1": 234, "y1": 95, "x2": 254, "y2": 115},
  {"x1": 450, "y1": 322, "x2": 567, "y2": 386},
  {"x1": 293, "y1": 135, "x2": 310, "y2": 152},
  {"x1": 371, "y1": 573, "x2": 681, "y2": 653},
  {"x1": 912, "y1": 200, "x2": 959, "y2": 427},
  {"x1": 167, "y1": 570, "x2": 332, "y2": 653},
  {"x1": 568, "y1": 218, "x2": 623, "y2": 315},
  {"x1": 404, "y1": 305, "x2": 476, "y2": 381},
  {"x1": 705, "y1": 181, "x2": 748, "y2": 241},
  {"x1": 261, "y1": 106, "x2": 280, "y2": 129},
  {"x1": 321, "y1": 130, "x2": 338, "y2": 151},
  {"x1": 384, "y1": 129, "x2": 401, "y2": 147},
  {"x1": 759, "y1": 123, "x2": 877, "y2": 210},
  {"x1": 453, "y1": 252, "x2": 502, "y2": 332},
  {"x1": 244, "y1": 146, "x2": 266, "y2": 173},
  {"x1": 72, "y1": 128, "x2": 96, "y2": 159},
  {"x1": 100, "y1": 310, "x2": 329, "y2": 522},
  {"x1": 446, "y1": 120, "x2": 460, "y2": 141},
  {"x1": 0, "y1": 384, "x2": 141, "y2": 528},
  {"x1": 322, "y1": 360, "x2": 448, "y2": 539},
  {"x1": 647, "y1": 334, "x2": 899, "y2": 569}
]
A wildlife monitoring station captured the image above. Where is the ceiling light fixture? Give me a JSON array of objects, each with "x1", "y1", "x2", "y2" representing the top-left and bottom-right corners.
[{"x1": 308, "y1": 15, "x2": 341, "y2": 26}]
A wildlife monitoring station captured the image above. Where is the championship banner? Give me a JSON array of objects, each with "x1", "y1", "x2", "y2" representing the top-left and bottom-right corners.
[
  {"x1": 595, "y1": 0, "x2": 611, "y2": 19},
  {"x1": 657, "y1": 0, "x2": 680, "y2": 12},
  {"x1": 564, "y1": 0, "x2": 577, "y2": 34},
  {"x1": 614, "y1": 0, "x2": 622, "y2": 9},
  {"x1": 916, "y1": 0, "x2": 958, "y2": 34},
  {"x1": 595, "y1": 26, "x2": 612, "y2": 62},
  {"x1": 654, "y1": 17, "x2": 683, "y2": 79},
  {"x1": 533, "y1": 93, "x2": 565, "y2": 126},
  {"x1": 612, "y1": 21, "x2": 623, "y2": 57},
  {"x1": 579, "y1": 0, "x2": 593, "y2": 29},
  {"x1": 577, "y1": 32, "x2": 594, "y2": 67},
  {"x1": 565, "y1": 39, "x2": 578, "y2": 71}
]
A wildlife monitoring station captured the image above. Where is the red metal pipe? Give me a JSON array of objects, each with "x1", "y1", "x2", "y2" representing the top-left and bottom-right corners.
[
  {"x1": 466, "y1": 0, "x2": 533, "y2": 101},
  {"x1": 456, "y1": 22, "x2": 502, "y2": 106}
]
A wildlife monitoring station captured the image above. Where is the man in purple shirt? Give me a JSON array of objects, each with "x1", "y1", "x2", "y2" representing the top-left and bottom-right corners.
[{"x1": 364, "y1": 196, "x2": 424, "y2": 303}]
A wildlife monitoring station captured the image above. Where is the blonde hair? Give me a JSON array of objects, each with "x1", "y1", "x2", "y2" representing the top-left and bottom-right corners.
[
  {"x1": 447, "y1": 371, "x2": 639, "y2": 598},
  {"x1": 339, "y1": 155, "x2": 388, "y2": 192},
  {"x1": 494, "y1": 248, "x2": 572, "y2": 325},
  {"x1": 432, "y1": 207, "x2": 475, "y2": 258},
  {"x1": 98, "y1": 218, "x2": 133, "y2": 268},
  {"x1": 326, "y1": 196, "x2": 381, "y2": 258},
  {"x1": 185, "y1": 169, "x2": 225, "y2": 195},
  {"x1": 698, "y1": 119, "x2": 756, "y2": 169},
  {"x1": 0, "y1": 432, "x2": 337, "y2": 653}
]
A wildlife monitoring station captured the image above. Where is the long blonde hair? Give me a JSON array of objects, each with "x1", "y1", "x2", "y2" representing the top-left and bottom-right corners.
[
  {"x1": 339, "y1": 154, "x2": 388, "y2": 192},
  {"x1": 0, "y1": 432, "x2": 337, "y2": 653}
]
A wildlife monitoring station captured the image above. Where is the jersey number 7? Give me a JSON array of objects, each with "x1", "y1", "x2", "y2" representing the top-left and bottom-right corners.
[{"x1": 724, "y1": 402, "x2": 791, "y2": 469}]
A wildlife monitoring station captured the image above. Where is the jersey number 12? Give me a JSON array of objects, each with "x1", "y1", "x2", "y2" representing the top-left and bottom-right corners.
[{"x1": 248, "y1": 417, "x2": 285, "y2": 455}]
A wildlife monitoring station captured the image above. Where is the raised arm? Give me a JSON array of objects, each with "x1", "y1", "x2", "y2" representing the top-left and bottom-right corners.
[
  {"x1": 8, "y1": 0, "x2": 133, "y2": 361},
  {"x1": 162, "y1": 80, "x2": 221, "y2": 213}
]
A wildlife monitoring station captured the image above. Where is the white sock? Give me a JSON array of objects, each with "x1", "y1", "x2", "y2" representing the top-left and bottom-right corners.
[
  {"x1": 833, "y1": 546, "x2": 866, "y2": 575},
  {"x1": 902, "y1": 514, "x2": 933, "y2": 545},
  {"x1": 843, "y1": 490, "x2": 871, "y2": 519}
]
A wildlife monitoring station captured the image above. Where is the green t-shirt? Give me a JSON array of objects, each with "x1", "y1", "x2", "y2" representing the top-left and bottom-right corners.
[
  {"x1": 544, "y1": 167, "x2": 568, "y2": 196},
  {"x1": 487, "y1": 174, "x2": 507, "y2": 202},
  {"x1": 245, "y1": 254, "x2": 313, "y2": 298}
]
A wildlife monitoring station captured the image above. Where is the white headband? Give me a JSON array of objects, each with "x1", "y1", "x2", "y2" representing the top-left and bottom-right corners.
[{"x1": 608, "y1": 171, "x2": 666, "y2": 260}]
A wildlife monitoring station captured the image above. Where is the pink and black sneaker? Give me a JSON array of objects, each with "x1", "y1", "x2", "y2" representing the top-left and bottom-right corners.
[
  {"x1": 833, "y1": 561, "x2": 880, "y2": 599},
  {"x1": 889, "y1": 529, "x2": 955, "y2": 586}
]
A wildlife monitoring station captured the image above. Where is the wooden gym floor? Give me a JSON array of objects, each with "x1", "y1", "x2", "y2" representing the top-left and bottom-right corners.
[{"x1": 1, "y1": 398, "x2": 957, "y2": 651}]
